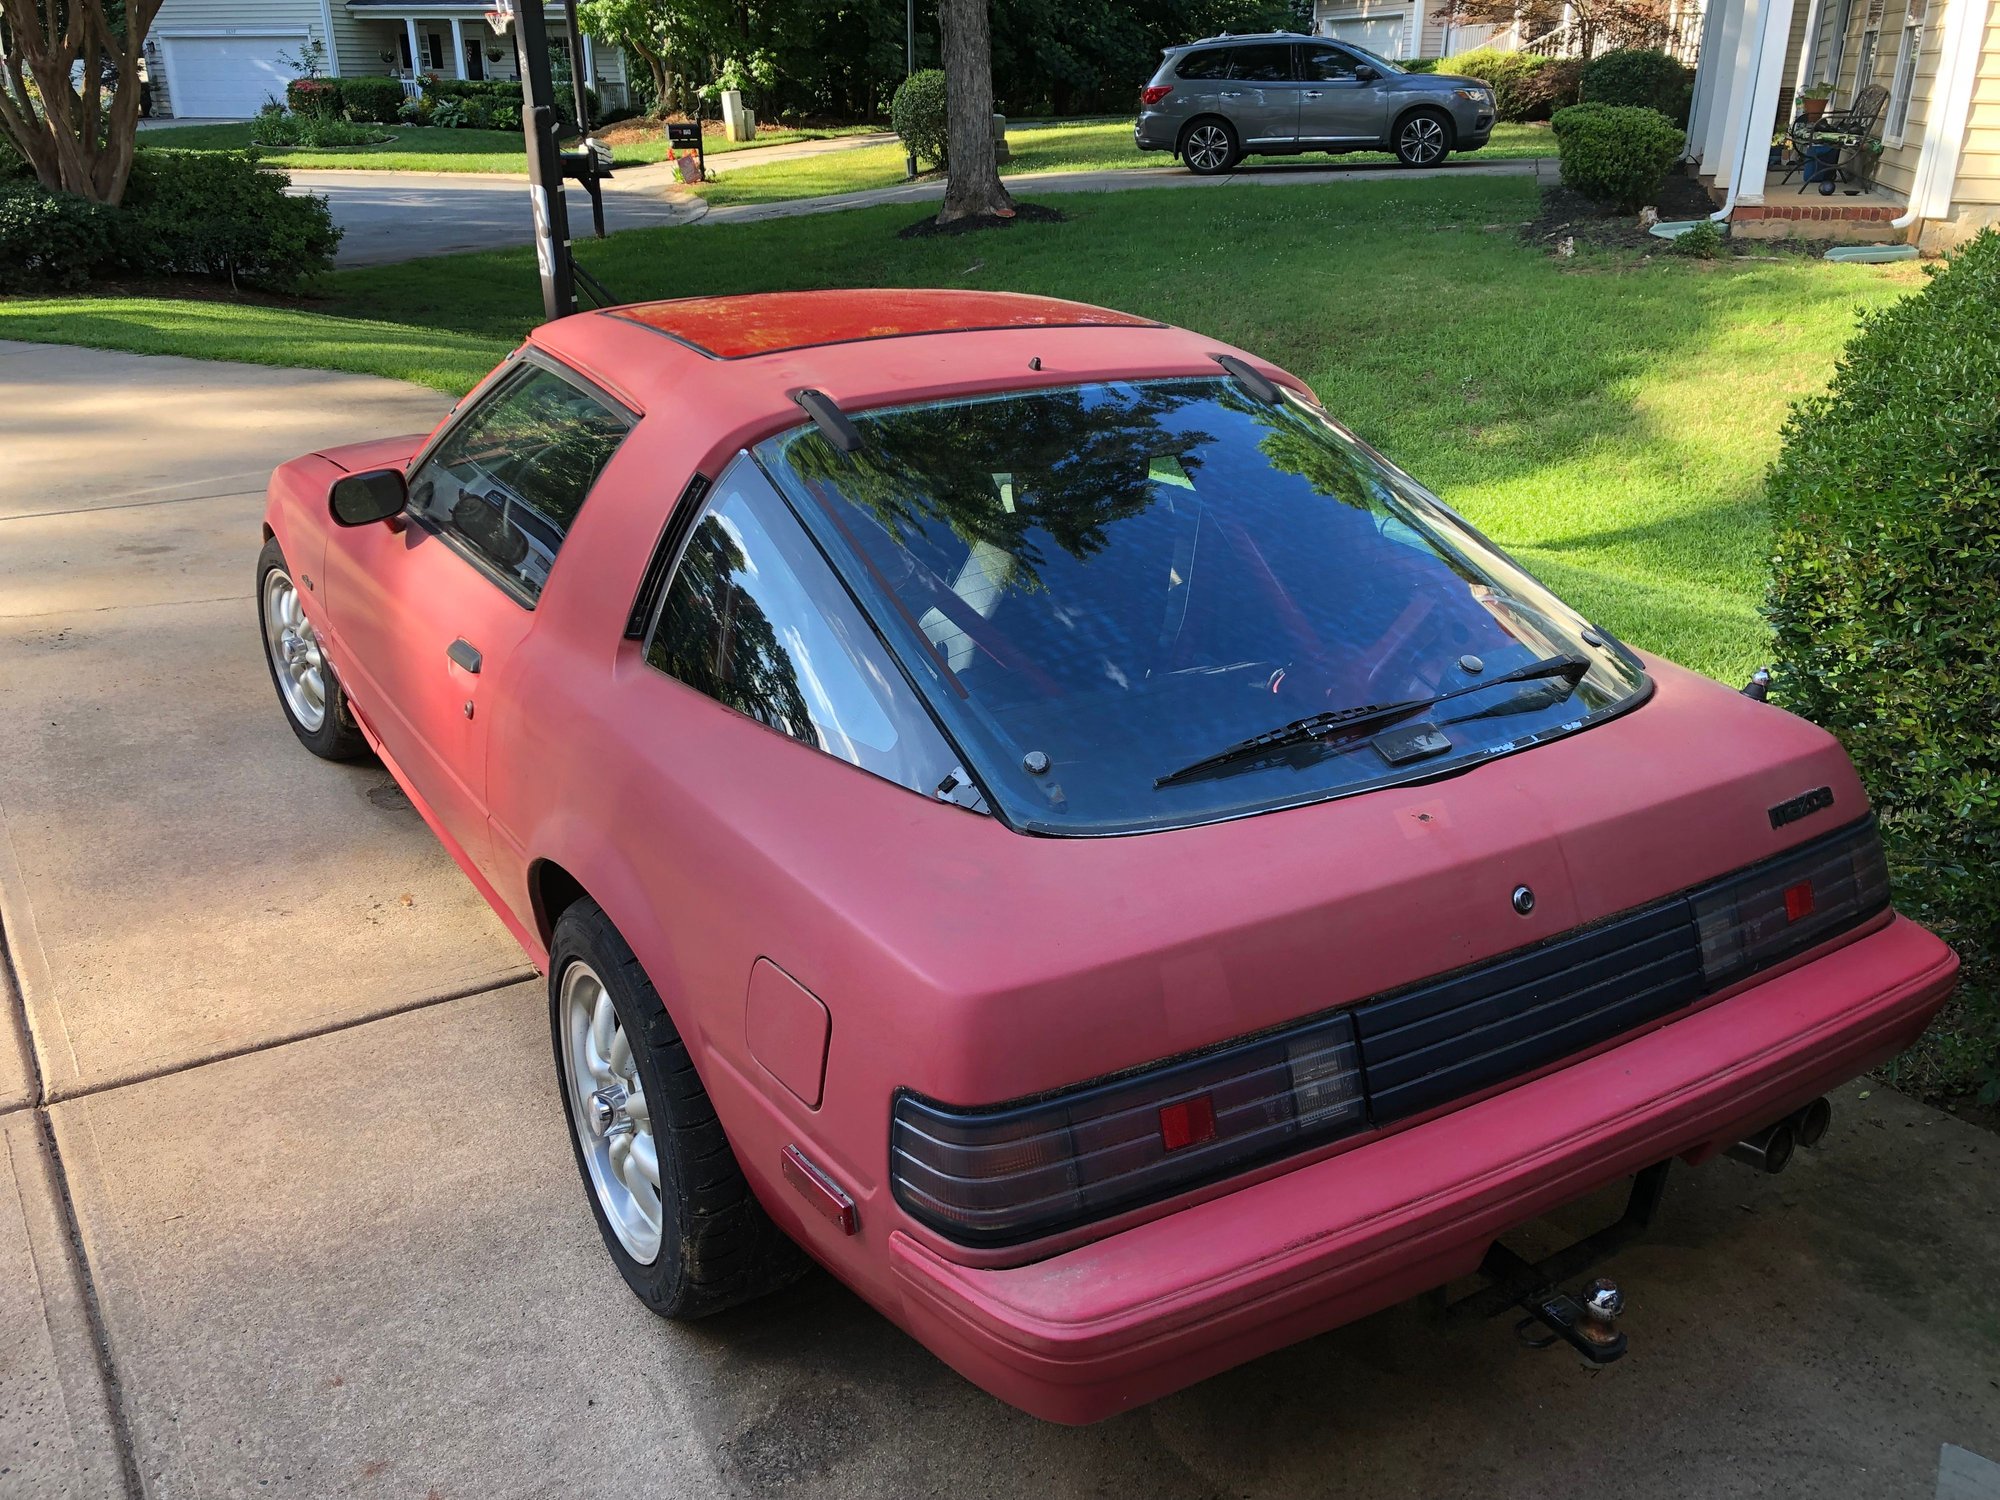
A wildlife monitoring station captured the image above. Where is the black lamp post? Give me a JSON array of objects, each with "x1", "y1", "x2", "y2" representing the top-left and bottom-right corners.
[{"x1": 904, "y1": 0, "x2": 917, "y2": 179}]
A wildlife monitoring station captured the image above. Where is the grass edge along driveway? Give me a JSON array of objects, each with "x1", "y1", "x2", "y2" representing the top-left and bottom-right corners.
[{"x1": 0, "y1": 174, "x2": 1921, "y2": 686}]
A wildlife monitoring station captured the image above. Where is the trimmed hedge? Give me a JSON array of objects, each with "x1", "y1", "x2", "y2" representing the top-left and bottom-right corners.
[
  {"x1": 1766, "y1": 229, "x2": 2000, "y2": 1099},
  {"x1": 1550, "y1": 101, "x2": 1684, "y2": 209},
  {"x1": 124, "y1": 151, "x2": 339, "y2": 289},
  {"x1": 286, "y1": 76, "x2": 343, "y2": 119},
  {"x1": 1579, "y1": 48, "x2": 1694, "y2": 125},
  {"x1": 0, "y1": 184, "x2": 122, "y2": 290},
  {"x1": 891, "y1": 68, "x2": 948, "y2": 171},
  {"x1": 340, "y1": 75, "x2": 406, "y2": 124},
  {"x1": 1435, "y1": 47, "x2": 1578, "y2": 121}
]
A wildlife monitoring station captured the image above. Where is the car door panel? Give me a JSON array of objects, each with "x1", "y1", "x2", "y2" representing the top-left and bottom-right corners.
[
  {"x1": 1223, "y1": 43, "x2": 1301, "y2": 146},
  {"x1": 319, "y1": 359, "x2": 632, "y2": 888},
  {"x1": 1297, "y1": 44, "x2": 1385, "y2": 143}
]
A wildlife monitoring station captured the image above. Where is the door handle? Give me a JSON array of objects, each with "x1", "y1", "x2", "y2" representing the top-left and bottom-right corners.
[
  {"x1": 447, "y1": 638, "x2": 482, "y2": 674},
  {"x1": 1219, "y1": 90, "x2": 1243, "y2": 98},
  {"x1": 1303, "y1": 90, "x2": 1324, "y2": 98}
]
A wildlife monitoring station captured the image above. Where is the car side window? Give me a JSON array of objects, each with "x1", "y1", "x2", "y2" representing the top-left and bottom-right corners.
[
  {"x1": 1174, "y1": 48, "x2": 1227, "y2": 80},
  {"x1": 646, "y1": 456, "x2": 967, "y2": 801},
  {"x1": 1227, "y1": 44, "x2": 1295, "y2": 82},
  {"x1": 1301, "y1": 45, "x2": 1359, "y2": 81},
  {"x1": 407, "y1": 362, "x2": 630, "y2": 604}
]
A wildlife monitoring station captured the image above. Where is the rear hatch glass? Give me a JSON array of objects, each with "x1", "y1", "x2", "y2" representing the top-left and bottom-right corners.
[{"x1": 757, "y1": 378, "x2": 1648, "y2": 834}]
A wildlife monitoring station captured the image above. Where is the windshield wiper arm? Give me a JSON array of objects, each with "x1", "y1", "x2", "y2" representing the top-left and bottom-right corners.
[{"x1": 1154, "y1": 654, "x2": 1590, "y2": 789}]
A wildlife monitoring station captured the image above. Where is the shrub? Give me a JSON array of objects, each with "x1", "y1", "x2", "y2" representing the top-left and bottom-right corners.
[
  {"x1": 0, "y1": 183, "x2": 122, "y2": 290},
  {"x1": 123, "y1": 149, "x2": 340, "y2": 290},
  {"x1": 0, "y1": 132, "x2": 26, "y2": 181},
  {"x1": 1436, "y1": 47, "x2": 1563, "y2": 121},
  {"x1": 340, "y1": 75, "x2": 406, "y2": 124},
  {"x1": 1515, "y1": 56, "x2": 1584, "y2": 119},
  {"x1": 250, "y1": 106, "x2": 385, "y2": 149},
  {"x1": 1668, "y1": 217, "x2": 1724, "y2": 257},
  {"x1": 1765, "y1": 229, "x2": 2000, "y2": 1102},
  {"x1": 1550, "y1": 102, "x2": 1684, "y2": 209},
  {"x1": 1579, "y1": 47, "x2": 1693, "y2": 124},
  {"x1": 286, "y1": 76, "x2": 343, "y2": 120},
  {"x1": 1401, "y1": 58, "x2": 1440, "y2": 73},
  {"x1": 891, "y1": 68, "x2": 948, "y2": 171}
]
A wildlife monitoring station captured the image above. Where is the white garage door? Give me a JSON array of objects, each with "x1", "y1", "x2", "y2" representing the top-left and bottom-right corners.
[
  {"x1": 1321, "y1": 15, "x2": 1409, "y2": 58},
  {"x1": 165, "y1": 35, "x2": 298, "y2": 118}
]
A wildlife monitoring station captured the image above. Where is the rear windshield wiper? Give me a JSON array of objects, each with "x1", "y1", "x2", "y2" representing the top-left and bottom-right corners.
[{"x1": 1155, "y1": 654, "x2": 1590, "y2": 789}]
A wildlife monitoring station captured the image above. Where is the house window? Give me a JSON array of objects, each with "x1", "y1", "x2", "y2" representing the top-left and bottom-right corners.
[
  {"x1": 428, "y1": 32, "x2": 445, "y2": 70},
  {"x1": 1885, "y1": 0, "x2": 1925, "y2": 140},
  {"x1": 1853, "y1": 25, "x2": 1880, "y2": 94}
]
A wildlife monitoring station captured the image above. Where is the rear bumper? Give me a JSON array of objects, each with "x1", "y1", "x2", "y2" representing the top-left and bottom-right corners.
[{"x1": 888, "y1": 914, "x2": 1956, "y2": 1423}]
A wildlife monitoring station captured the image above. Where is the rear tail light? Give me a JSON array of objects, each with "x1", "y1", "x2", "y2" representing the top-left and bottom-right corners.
[
  {"x1": 1140, "y1": 85, "x2": 1174, "y2": 106},
  {"x1": 1691, "y1": 816, "x2": 1889, "y2": 985},
  {"x1": 890, "y1": 1014, "x2": 1363, "y2": 1245}
]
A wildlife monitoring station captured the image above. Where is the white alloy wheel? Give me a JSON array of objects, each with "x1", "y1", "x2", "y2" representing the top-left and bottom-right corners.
[{"x1": 560, "y1": 960, "x2": 663, "y2": 1263}]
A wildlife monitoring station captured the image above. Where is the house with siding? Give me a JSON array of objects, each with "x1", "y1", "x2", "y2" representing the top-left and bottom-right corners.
[
  {"x1": 1687, "y1": 0, "x2": 1998, "y2": 244},
  {"x1": 144, "y1": 0, "x2": 626, "y2": 120},
  {"x1": 1308, "y1": 0, "x2": 1706, "y2": 62}
]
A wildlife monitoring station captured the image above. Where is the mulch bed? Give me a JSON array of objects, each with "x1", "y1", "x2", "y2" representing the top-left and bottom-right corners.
[
  {"x1": 1520, "y1": 169, "x2": 1719, "y2": 254},
  {"x1": 896, "y1": 201, "x2": 1068, "y2": 239}
]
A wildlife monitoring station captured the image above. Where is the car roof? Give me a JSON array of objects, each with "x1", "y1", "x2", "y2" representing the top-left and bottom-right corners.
[
  {"x1": 606, "y1": 289, "x2": 1160, "y2": 360},
  {"x1": 1177, "y1": 31, "x2": 1317, "y2": 47}
]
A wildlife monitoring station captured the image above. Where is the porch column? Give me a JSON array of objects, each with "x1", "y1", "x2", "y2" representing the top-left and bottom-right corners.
[
  {"x1": 1683, "y1": 0, "x2": 1731, "y2": 156},
  {"x1": 1721, "y1": 0, "x2": 1795, "y2": 205},
  {"x1": 451, "y1": 16, "x2": 468, "y2": 79},
  {"x1": 405, "y1": 16, "x2": 422, "y2": 75},
  {"x1": 581, "y1": 32, "x2": 595, "y2": 90},
  {"x1": 1696, "y1": 0, "x2": 1750, "y2": 177}
]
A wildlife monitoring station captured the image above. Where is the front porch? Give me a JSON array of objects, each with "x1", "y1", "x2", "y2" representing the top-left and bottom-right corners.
[
  {"x1": 343, "y1": 2, "x2": 627, "y2": 107},
  {"x1": 1725, "y1": 165, "x2": 1907, "y2": 239}
]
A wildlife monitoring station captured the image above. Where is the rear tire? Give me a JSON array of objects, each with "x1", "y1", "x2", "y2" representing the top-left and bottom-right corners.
[
  {"x1": 1180, "y1": 117, "x2": 1239, "y2": 175},
  {"x1": 1393, "y1": 109, "x2": 1452, "y2": 168},
  {"x1": 549, "y1": 898, "x2": 805, "y2": 1319}
]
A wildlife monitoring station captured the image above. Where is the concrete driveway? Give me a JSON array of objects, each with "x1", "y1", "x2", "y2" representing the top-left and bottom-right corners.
[{"x1": 2, "y1": 341, "x2": 1998, "y2": 1500}]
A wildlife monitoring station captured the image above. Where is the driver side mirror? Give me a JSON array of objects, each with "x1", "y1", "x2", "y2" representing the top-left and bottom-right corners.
[
  {"x1": 1354, "y1": 63, "x2": 1381, "y2": 83},
  {"x1": 329, "y1": 467, "x2": 409, "y2": 527}
]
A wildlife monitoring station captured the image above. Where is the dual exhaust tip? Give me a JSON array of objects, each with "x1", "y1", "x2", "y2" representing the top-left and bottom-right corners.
[{"x1": 1724, "y1": 1096, "x2": 1832, "y2": 1175}]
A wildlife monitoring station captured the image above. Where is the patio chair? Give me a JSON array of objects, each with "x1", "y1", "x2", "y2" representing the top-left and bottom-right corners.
[{"x1": 1778, "y1": 83, "x2": 1889, "y2": 195}]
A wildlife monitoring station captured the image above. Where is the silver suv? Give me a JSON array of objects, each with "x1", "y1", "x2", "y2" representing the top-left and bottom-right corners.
[{"x1": 1135, "y1": 34, "x2": 1496, "y2": 174}]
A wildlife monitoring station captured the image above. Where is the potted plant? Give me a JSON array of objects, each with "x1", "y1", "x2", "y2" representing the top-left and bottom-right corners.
[{"x1": 1798, "y1": 81, "x2": 1833, "y2": 122}]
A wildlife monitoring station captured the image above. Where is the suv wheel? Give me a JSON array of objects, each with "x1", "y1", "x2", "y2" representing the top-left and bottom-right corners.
[
  {"x1": 1181, "y1": 118, "x2": 1238, "y2": 175},
  {"x1": 1394, "y1": 110, "x2": 1451, "y2": 168}
]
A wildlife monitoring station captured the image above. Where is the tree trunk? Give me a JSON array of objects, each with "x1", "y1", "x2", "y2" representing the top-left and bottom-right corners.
[
  {"x1": 936, "y1": 0, "x2": 1012, "y2": 223},
  {"x1": 0, "y1": 0, "x2": 163, "y2": 205}
]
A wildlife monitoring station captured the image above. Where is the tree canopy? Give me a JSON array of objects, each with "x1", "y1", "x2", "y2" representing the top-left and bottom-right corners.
[{"x1": 0, "y1": 0, "x2": 164, "y2": 202}]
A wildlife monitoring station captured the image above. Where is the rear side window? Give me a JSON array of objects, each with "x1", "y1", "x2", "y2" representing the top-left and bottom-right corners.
[
  {"x1": 1174, "y1": 48, "x2": 1228, "y2": 80},
  {"x1": 646, "y1": 456, "x2": 966, "y2": 801},
  {"x1": 1227, "y1": 45, "x2": 1294, "y2": 81},
  {"x1": 408, "y1": 363, "x2": 630, "y2": 603}
]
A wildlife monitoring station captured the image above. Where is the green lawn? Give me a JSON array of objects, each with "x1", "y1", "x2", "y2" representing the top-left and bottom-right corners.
[
  {"x1": 0, "y1": 175, "x2": 1921, "y2": 684},
  {"x1": 694, "y1": 118, "x2": 1555, "y2": 207},
  {"x1": 137, "y1": 120, "x2": 874, "y2": 173}
]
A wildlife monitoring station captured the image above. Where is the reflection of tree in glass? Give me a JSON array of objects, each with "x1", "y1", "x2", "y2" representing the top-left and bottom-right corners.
[
  {"x1": 786, "y1": 383, "x2": 1217, "y2": 596},
  {"x1": 1251, "y1": 407, "x2": 1379, "y2": 513},
  {"x1": 650, "y1": 517, "x2": 816, "y2": 746}
]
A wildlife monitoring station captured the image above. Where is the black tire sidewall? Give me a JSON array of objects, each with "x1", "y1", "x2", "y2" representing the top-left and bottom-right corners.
[{"x1": 256, "y1": 537, "x2": 368, "y2": 761}]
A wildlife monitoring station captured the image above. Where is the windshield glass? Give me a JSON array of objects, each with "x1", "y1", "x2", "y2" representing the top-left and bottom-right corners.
[
  {"x1": 1340, "y1": 44, "x2": 1406, "y2": 73},
  {"x1": 757, "y1": 379, "x2": 1647, "y2": 835}
]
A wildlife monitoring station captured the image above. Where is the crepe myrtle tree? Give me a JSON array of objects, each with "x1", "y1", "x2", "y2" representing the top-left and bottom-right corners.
[
  {"x1": 0, "y1": 0, "x2": 163, "y2": 202},
  {"x1": 936, "y1": 0, "x2": 1012, "y2": 222}
]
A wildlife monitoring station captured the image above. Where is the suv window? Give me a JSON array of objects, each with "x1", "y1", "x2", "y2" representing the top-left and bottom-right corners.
[
  {"x1": 408, "y1": 362, "x2": 629, "y2": 603},
  {"x1": 647, "y1": 456, "x2": 966, "y2": 800},
  {"x1": 1174, "y1": 48, "x2": 1228, "y2": 80},
  {"x1": 1301, "y1": 44, "x2": 1361, "y2": 81},
  {"x1": 1226, "y1": 44, "x2": 1295, "y2": 81}
]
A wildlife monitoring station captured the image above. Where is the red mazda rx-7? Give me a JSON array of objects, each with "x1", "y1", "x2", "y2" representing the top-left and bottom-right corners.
[{"x1": 257, "y1": 290, "x2": 1956, "y2": 1423}]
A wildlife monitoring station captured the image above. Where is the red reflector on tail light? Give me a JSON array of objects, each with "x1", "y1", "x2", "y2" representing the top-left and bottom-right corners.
[
  {"x1": 1141, "y1": 85, "x2": 1173, "y2": 105},
  {"x1": 1158, "y1": 1094, "x2": 1217, "y2": 1152},
  {"x1": 1783, "y1": 880, "x2": 1816, "y2": 922}
]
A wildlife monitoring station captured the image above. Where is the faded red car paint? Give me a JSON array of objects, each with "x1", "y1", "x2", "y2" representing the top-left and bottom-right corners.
[{"x1": 264, "y1": 291, "x2": 1957, "y2": 1423}]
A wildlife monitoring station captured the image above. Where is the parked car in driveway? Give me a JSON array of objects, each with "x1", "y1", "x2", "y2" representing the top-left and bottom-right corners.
[
  {"x1": 1135, "y1": 33, "x2": 1495, "y2": 172},
  {"x1": 257, "y1": 289, "x2": 1957, "y2": 1424}
]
